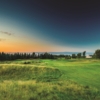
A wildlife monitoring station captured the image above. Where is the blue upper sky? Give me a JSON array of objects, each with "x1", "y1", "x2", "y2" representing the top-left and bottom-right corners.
[{"x1": 0, "y1": 0, "x2": 100, "y2": 52}]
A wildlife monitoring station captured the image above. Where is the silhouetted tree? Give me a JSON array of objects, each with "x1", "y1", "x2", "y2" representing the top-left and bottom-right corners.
[
  {"x1": 72, "y1": 54, "x2": 76, "y2": 58},
  {"x1": 32, "y1": 52, "x2": 36, "y2": 58},
  {"x1": 83, "y1": 51, "x2": 86, "y2": 58},
  {"x1": 65, "y1": 55, "x2": 71, "y2": 59},
  {"x1": 77, "y1": 53, "x2": 81, "y2": 58},
  {"x1": 94, "y1": 49, "x2": 100, "y2": 59}
]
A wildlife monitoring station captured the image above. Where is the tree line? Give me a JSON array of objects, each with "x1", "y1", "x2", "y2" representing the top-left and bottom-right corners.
[
  {"x1": 0, "y1": 51, "x2": 86, "y2": 61},
  {"x1": 71, "y1": 51, "x2": 86, "y2": 58},
  {"x1": 0, "y1": 49, "x2": 100, "y2": 61},
  {"x1": 0, "y1": 52, "x2": 55, "y2": 61}
]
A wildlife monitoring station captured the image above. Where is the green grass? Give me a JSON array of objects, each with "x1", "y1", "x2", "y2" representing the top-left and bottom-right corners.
[
  {"x1": 0, "y1": 65, "x2": 61, "y2": 81},
  {"x1": 0, "y1": 59, "x2": 100, "y2": 100},
  {"x1": 40, "y1": 59, "x2": 100, "y2": 89}
]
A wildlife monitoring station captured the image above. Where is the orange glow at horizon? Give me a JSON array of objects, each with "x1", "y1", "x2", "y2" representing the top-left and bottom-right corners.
[
  {"x1": 0, "y1": 30, "x2": 59, "y2": 52},
  {"x1": 0, "y1": 39, "x2": 61, "y2": 52},
  {"x1": 0, "y1": 43, "x2": 56, "y2": 52},
  {"x1": 0, "y1": 28, "x2": 89, "y2": 52}
]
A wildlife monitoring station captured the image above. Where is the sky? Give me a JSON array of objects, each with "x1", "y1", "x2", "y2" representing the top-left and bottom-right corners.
[{"x1": 0, "y1": 0, "x2": 100, "y2": 52}]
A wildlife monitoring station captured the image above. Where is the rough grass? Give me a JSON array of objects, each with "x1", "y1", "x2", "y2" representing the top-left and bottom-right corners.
[
  {"x1": 0, "y1": 80, "x2": 99, "y2": 100},
  {"x1": 0, "y1": 59, "x2": 100, "y2": 100},
  {"x1": 0, "y1": 65, "x2": 61, "y2": 81}
]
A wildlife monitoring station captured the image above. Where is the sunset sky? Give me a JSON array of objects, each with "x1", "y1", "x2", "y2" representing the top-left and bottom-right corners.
[{"x1": 0, "y1": 0, "x2": 100, "y2": 52}]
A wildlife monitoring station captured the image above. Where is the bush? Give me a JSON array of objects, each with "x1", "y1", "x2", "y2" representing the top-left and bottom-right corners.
[{"x1": 24, "y1": 62, "x2": 31, "y2": 64}]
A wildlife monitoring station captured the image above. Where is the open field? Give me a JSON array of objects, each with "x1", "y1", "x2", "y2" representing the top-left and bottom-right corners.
[{"x1": 0, "y1": 59, "x2": 100, "y2": 100}]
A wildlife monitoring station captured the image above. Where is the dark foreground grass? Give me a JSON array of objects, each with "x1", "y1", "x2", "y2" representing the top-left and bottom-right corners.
[
  {"x1": 0, "y1": 59, "x2": 100, "y2": 100},
  {"x1": 0, "y1": 80, "x2": 99, "y2": 100}
]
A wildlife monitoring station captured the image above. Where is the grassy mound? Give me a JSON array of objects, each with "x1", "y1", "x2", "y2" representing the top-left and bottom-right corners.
[{"x1": 0, "y1": 65, "x2": 62, "y2": 81}]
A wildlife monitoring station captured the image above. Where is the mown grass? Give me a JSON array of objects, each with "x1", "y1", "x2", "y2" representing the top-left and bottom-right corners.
[
  {"x1": 40, "y1": 59, "x2": 100, "y2": 89},
  {"x1": 0, "y1": 59, "x2": 100, "y2": 100}
]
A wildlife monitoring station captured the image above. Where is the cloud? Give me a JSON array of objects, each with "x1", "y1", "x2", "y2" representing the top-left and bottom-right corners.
[
  {"x1": 0, "y1": 31, "x2": 14, "y2": 36},
  {"x1": 0, "y1": 38, "x2": 6, "y2": 41},
  {"x1": 0, "y1": 31, "x2": 28, "y2": 39}
]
